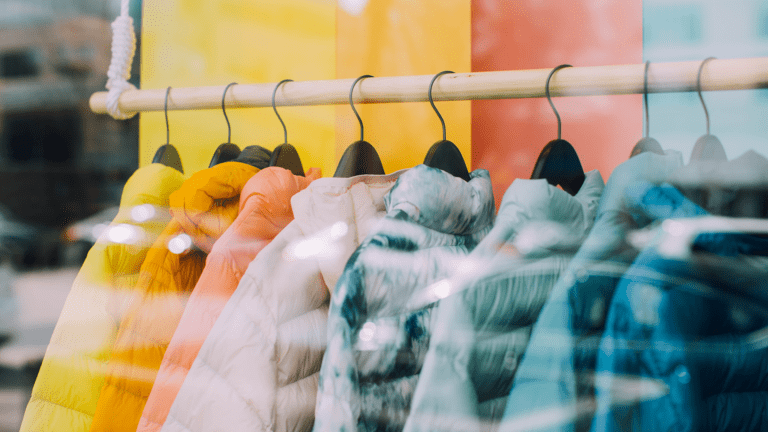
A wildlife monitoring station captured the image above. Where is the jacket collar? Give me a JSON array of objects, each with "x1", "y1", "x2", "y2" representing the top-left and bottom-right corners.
[
  {"x1": 121, "y1": 163, "x2": 186, "y2": 209},
  {"x1": 290, "y1": 170, "x2": 407, "y2": 290},
  {"x1": 169, "y1": 161, "x2": 259, "y2": 253},
  {"x1": 384, "y1": 165, "x2": 496, "y2": 236},
  {"x1": 488, "y1": 169, "x2": 605, "y2": 256},
  {"x1": 291, "y1": 170, "x2": 407, "y2": 239},
  {"x1": 230, "y1": 167, "x2": 321, "y2": 239}
]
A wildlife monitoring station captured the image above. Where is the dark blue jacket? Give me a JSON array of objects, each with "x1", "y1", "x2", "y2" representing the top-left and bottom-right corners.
[{"x1": 593, "y1": 184, "x2": 768, "y2": 432}]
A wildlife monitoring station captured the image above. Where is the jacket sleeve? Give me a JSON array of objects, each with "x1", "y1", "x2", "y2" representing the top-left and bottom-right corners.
[
  {"x1": 313, "y1": 246, "x2": 366, "y2": 432},
  {"x1": 20, "y1": 248, "x2": 127, "y2": 432},
  {"x1": 90, "y1": 222, "x2": 206, "y2": 432},
  {"x1": 500, "y1": 211, "x2": 636, "y2": 432},
  {"x1": 21, "y1": 171, "x2": 181, "y2": 432},
  {"x1": 404, "y1": 254, "x2": 569, "y2": 432},
  {"x1": 403, "y1": 293, "x2": 481, "y2": 432},
  {"x1": 138, "y1": 250, "x2": 245, "y2": 432},
  {"x1": 162, "y1": 221, "x2": 328, "y2": 432}
]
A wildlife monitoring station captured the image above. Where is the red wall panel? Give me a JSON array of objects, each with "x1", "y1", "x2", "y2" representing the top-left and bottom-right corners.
[{"x1": 471, "y1": 1, "x2": 643, "y2": 208}]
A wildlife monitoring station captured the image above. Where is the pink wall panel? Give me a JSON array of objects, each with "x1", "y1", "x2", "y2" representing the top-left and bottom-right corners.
[{"x1": 471, "y1": 1, "x2": 643, "y2": 208}]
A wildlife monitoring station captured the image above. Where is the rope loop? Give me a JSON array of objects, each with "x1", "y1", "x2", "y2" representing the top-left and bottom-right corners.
[{"x1": 105, "y1": 2, "x2": 138, "y2": 120}]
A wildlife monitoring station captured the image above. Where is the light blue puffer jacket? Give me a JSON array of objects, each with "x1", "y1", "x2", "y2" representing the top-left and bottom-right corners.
[
  {"x1": 500, "y1": 151, "x2": 683, "y2": 432},
  {"x1": 403, "y1": 169, "x2": 604, "y2": 432}
]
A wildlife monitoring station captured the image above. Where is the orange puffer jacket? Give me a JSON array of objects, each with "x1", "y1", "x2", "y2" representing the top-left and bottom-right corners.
[
  {"x1": 138, "y1": 166, "x2": 321, "y2": 432},
  {"x1": 89, "y1": 161, "x2": 259, "y2": 432}
]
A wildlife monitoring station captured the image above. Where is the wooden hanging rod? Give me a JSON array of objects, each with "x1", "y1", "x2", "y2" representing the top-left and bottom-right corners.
[{"x1": 90, "y1": 57, "x2": 768, "y2": 115}]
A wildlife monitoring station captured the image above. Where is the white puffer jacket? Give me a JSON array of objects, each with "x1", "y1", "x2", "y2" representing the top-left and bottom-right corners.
[{"x1": 160, "y1": 171, "x2": 405, "y2": 432}]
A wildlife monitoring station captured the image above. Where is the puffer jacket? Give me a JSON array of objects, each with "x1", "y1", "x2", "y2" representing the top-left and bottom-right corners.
[
  {"x1": 160, "y1": 170, "x2": 406, "y2": 432},
  {"x1": 500, "y1": 151, "x2": 684, "y2": 432},
  {"x1": 20, "y1": 163, "x2": 186, "y2": 432},
  {"x1": 89, "y1": 161, "x2": 260, "y2": 432},
  {"x1": 593, "y1": 183, "x2": 768, "y2": 432},
  {"x1": 313, "y1": 165, "x2": 496, "y2": 432},
  {"x1": 138, "y1": 166, "x2": 321, "y2": 432},
  {"x1": 403, "y1": 170, "x2": 604, "y2": 432}
]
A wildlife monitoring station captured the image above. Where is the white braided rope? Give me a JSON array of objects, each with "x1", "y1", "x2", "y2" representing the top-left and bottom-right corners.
[{"x1": 105, "y1": 0, "x2": 137, "y2": 120}]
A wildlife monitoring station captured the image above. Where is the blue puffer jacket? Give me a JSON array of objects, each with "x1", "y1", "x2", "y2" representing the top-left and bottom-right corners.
[
  {"x1": 313, "y1": 165, "x2": 496, "y2": 432},
  {"x1": 500, "y1": 151, "x2": 683, "y2": 432},
  {"x1": 593, "y1": 184, "x2": 768, "y2": 432}
]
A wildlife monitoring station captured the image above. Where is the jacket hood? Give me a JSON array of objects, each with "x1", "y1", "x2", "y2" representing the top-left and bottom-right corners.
[
  {"x1": 670, "y1": 149, "x2": 768, "y2": 187},
  {"x1": 290, "y1": 170, "x2": 406, "y2": 291},
  {"x1": 484, "y1": 169, "x2": 605, "y2": 255},
  {"x1": 237, "y1": 167, "x2": 322, "y2": 230},
  {"x1": 169, "y1": 161, "x2": 259, "y2": 254},
  {"x1": 598, "y1": 150, "x2": 683, "y2": 217},
  {"x1": 384, "y1": 165, "x2": 496, "y2": 236},
  {"x1": 212, "y1": 166, "x2": 322, "y2": 265},
  {"x1": 669, "y1": 150, "x2": 768, "y2": 217},
  {"x1": 103, "y1": 164, "x2": 187, "y2": 282},
  {"x1": 120, "y1": 163, "x2": 186, "y2": 209}
]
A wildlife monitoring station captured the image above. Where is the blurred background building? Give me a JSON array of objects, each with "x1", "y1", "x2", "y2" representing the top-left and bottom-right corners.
[
  {"x1": 0, "y1": 0, "x2": 140, "y2": 239},
  {"x1": 0, "y1": 2, "x2": 141, "y2": 430}
]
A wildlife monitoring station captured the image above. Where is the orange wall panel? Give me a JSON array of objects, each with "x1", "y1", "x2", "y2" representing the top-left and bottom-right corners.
[{"x1": 336, "y1": 0, "x2": 471, "y2": 174}]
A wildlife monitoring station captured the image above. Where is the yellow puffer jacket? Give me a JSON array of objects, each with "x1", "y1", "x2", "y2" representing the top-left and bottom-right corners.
[
  {"x1": 89, "y1": 161, "x2": 259, "y2": 432},
  {"x1": 20, "y1": 163, "x2": 186, "y2": 432}
]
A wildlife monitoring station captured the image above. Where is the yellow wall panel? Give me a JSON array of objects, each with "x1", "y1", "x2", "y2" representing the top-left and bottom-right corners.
[
  {"x1": 336, "y1": 0, "x2": 471, "y2": 173},
  {"x1": 141, "y1": 0, "x2": 336, "y2": 175},
  {"x1": 141, "y1": 0, "x2": 470, "y2": 176}
]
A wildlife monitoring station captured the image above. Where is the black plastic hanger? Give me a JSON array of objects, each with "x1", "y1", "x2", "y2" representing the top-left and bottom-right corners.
[
  {"x1": 690, "y1": 57, "x2": 727, "y2": 162},
  {"x1": 530, "y1": 64, "x2": 585, "y2": 196},
  {"x1": 333, "y1": 75, "x2": 385, "y2": 177},
  {"x1": 268, "y1": 79, "x2": 305, "y2": 176},
  {"x1": 629, "y1": 61, "x2": 665, "y2": 159},
  {"x1": 235, "y1": 145, "x2": 272, "y2": 169},
  {"x1": 209, "y1": 82, "x2": 242, "y2": 167},
  {"x1": 152, "y1": 86, "x2": 184, "y2": 173},
  {"x1": 423, "y1": 71, "x2": 471, "y2": 182}
]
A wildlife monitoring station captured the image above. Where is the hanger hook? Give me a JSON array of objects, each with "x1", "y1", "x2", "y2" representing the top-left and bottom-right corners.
[
  {"x1": 546, "y1": 64, "x2": 572, "y2": 140},
  {"x1": 164, "y1": 86, "x2": 171, "y2": 145},
  {"x1": 222, "y1": 82, "x2": 237, "y2": 144},
  {"x1": 350, "y1": 75, "x2": 373, "y2": 142},
  {"x1": 429, "y1": 71, "x2": 454, "y2": 142},
  {"x1": 273, "y1": 79, "x2": 293, "y2": 145},
  {"x1": 697, "y1": 57, "x2": 716, "y2": 135},
  {"x1": 643, "y1": 61, "x2": 651, "y2": 138}
]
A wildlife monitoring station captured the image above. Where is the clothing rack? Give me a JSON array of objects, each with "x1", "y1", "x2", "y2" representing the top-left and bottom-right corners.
[{"x1": 89, "y1": 57, "x2": 768, "y2": 115}]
